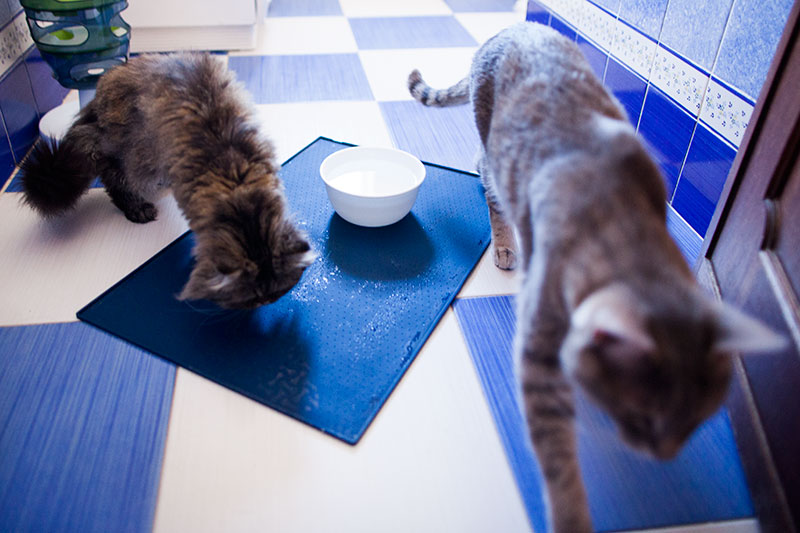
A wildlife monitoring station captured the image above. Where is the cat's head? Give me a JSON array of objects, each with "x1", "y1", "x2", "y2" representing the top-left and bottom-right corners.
[
  {"x1": 179, "y1": 186, "x2": 315, "y2": 309},
  {"x1": 562, "y1": 283, "x2": 784, "y2": 459}
]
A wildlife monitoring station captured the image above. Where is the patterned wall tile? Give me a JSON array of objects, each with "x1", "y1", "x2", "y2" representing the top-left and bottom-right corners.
[
  {"x1": 699, "y1": 78, "x2": 753, "y2": 148},
  {"x1": 541, "y1": 0, "x2": 617, "y2": 51},
  {"x1": 650, "y1": 45, "x2": 709, "y2": 117},
  {"x1": 713, "y1": 0, "x2": 793, "y2": 101},
  {"x1": 609, "y1": 16, "x2": 657, "y2": 80},
  {"x1": 0, "y1": 12, "x2": 31, "y2": 77},
  {"x1": 659, "y1": 0, "x2": 733, "y2": 71}
]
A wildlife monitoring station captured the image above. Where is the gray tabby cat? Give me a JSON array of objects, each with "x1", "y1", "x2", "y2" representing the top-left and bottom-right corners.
[{"x1": 409, "y1": 21, "x2": 783, "y2": 532}]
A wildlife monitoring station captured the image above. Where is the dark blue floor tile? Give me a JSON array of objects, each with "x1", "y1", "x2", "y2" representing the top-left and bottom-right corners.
[
  {"x1": 577, "y1": 36, "x2": 608, "y2": 80},
  {"x1": 267, "y1": 0, "x2": 342, "y2": 17},
  {"x1": 604, "y1": 57, "x2": 646, "y2": 126},
  {"x1": 526, "y1": 1, "x2": 551, "y2": 25},
  {"x1": 379, "y1": 100, "x2": 480, "y2": 172},
  {"x1": 24, "y1": 48, "x2": 70, "y2": 117},
  {"x1": 227, "y1": 54, "x2": 373, "y2": 104},
  {"x1": 638, "y1": 85, "x2": 696, "y2": 197},
  {"x1": 0, "y1": 60, "x2": 39, "y2": 163},
  {"x1": 349, "y1": 16, "x2": 477, "y2": 50},
  {"x1": 453, "y1": 295, "x2": 755, "y2": 532},
  {"x1": 672, "y1": 123, "x2": 735, "y2": 237},
  {"x1": 550, "y1": 15, "x2": 577, "y2": 41},
  {"x1": 0, "y1": 322, "x2": 175, "y2": 533},
  {"x1": 445, "y1": 0, "x2": 517, "y2": 11}
]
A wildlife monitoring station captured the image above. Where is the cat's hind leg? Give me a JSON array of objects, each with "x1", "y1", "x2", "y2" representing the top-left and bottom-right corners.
[
  {"x1": 99, "y1": 158, "x2": 158, "y2": 223},
  {"x1": 477, "y1": 153, "x2": 518, "y2": 270}
]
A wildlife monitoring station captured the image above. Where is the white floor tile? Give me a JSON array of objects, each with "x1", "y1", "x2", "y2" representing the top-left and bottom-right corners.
[
  {"x1": 339, "y1": 0, "x2": 452, "y2": 18},
  {"x1": 153, "y1": 309, "x2": 531, "y2": 533},
  {"x1": 459, "y1": 246, "x2": 522, "y2": 298},
  {"x1": 360, "y1": 47, "x2": 477, "y2": 102},
  {"x1": 0, "y1": 191, "x2": 188, "y2": 326},
  {"x1": 230, "y1": 17, "x2": 358, "y2": 56},
  {"x1": 254, "y1": 100, "x2": 394, "y2": 162},
  {"x1": 455, "y1": 12, "x2": 527, "y2": 45}
]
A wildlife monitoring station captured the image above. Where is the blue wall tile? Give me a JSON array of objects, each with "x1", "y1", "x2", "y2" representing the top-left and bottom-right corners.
[
  {"x1": 0, "y1": 60, "x2": 39, "y2": 163},
  {"x1": 665, "y1": 204, "x2": 702, "y2": 265},
  {"x1": 267, "y1": 0, "x2": 342, "y2": 17},
  {"x1": 550, "y1": 16, "x2": 577, "y2": 41},
  {"x1": 349, "y1": 16, "x2": 477, "y2": 50},
  {"x1": 638, "y1": 85, "x2": 696, "y2": 196},
  {"x1": 0, "y1": 132, "x2": 14, "y2": 188},
  {"x1": 445, "y1": 0, "x2": 518, "y2": 12},
  {"x1": 672, "y1": 123, "x2": 735, "y2": 236},
  {"x1": 227, "y1": 54, "x2": 374, "y2": 104},
  {"x1": 526, "y1": 1, "x2": 551, "y2": 25},
  {"x1": 659, "y1": 0, "x2": 733, "y2": 70},
  {"x1": 0, "y1": 0, "x2": 14, "y2": 29},
  {"x1": 578, "y1": 36, "x2": 608, "y2": 80},
  {"x1": 604, "y1": 58, "x2": 646, "y2": 126},
  {"x1": 713, "y1": 0, "x2": 794, "y2": 100},
  {"x1": 618, "y1": 0, "x2": 669, "y2": 40},
  {"x1": 24, "y1": 48, "x2": 69, "y2": 117},
  {"x1": 589, "y1": 0, "x2": 621, "y2": 15}
]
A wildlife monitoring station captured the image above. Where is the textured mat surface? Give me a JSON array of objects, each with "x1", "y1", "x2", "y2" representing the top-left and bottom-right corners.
[
  {"x1": 79, "y1": 137, "x2": 490, "y2": 444},
  {"x1": 454, "y1": 295, "x2": 755, "y2": 532},
  {"x1": 0, "y1": 322, "x2": 174, "y2": 533}
]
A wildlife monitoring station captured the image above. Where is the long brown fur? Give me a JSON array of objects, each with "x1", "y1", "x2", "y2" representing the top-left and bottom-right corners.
[{"x1": 20, "y1": 53, "x2": 314, "y2": 309}]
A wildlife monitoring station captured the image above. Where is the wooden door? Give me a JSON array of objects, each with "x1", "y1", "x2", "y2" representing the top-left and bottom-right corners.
[{"x1": 697, "y1": 3, "x2": 800, "y2": 532}]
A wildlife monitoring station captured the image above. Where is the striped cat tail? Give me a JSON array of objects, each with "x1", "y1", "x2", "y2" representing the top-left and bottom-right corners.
[{"x1": 408, "y1": 69, "x2": 470, "y2": 107}]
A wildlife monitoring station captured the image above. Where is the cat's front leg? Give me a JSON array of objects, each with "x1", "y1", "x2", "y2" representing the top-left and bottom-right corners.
[
  {"x1": 476, "y1": 153, "x2": 518, "y2": 270},
  {"x1": 516, "y1": 300, "x2": 593, "y2": 533}
]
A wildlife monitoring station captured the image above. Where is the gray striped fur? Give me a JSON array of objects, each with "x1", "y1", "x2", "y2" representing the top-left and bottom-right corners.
[{"x1": 410, "y1": 21, "x2": 782, "y2": 533}]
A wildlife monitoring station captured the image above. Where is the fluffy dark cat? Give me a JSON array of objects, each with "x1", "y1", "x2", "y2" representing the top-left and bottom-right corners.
[
  {"x1": 20, "y1": 53, "x2": 314, "y2": 310},
  {"x1": 410, "y1": 22, "x2": 783, "y2": 532}
]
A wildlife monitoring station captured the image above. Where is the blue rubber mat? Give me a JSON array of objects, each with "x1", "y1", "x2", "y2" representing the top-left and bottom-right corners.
[
  {"x1": 78, "y1": 137, "x2": 490, "y2": 444},
  {"x1": 453, "y1": 295, "x2": 754, "y2": 532}
]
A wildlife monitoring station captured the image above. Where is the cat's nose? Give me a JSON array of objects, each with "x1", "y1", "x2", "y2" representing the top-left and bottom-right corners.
[{"x1": 653, "y1": 438, "x2": 681, "y2": 460}]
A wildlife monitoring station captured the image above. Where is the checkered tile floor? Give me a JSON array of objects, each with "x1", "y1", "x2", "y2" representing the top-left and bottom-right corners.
[{"x1": 0, "y1": 2, "x2": 760, "y2": 532}]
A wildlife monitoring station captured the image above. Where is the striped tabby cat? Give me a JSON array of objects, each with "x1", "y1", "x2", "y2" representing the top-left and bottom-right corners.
[{"x1": 409, "y1": 21, "x2": 782, "y2": 532}]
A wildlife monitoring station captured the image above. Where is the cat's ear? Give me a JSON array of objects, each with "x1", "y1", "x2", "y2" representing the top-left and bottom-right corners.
[
  {"x1": 573, "y1": 285, "x2": 656, "y2": 355},
  {"x1": 712, "y1": 301, "x2": 787, "y2": 354},
  {"x1": 178, "y1": 263, "x2": 235, "y2": 301}
]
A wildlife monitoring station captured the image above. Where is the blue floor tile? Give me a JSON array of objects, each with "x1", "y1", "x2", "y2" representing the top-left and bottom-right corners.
[
  {"x1": 349, "y1": 17, "x2": 477, "y2": 50},
  {"x1": 638, "y1": 85, "x2": 696, "y2": 196},
  {"x1": 445, "y1": 0, "x2": 517, "y2": 11},
  {"x1": 0, "y1": 322, "x2": 175, "y2": 533},
  {"x1": 604, "y1": 57, "x2": 646, "y2": 126},
  {"x1": 227, "y1": 54, "x2": 374, "y2": 104},
  {"x1": 577, "y1": 36, "x2": 608, "y2": 80},
  {"x1": 267, "y1": 0, "x2": 342, "y2": 16},
  {"x1": 379, "y1": 100, "x2": 480, "y2": 172},
  {"x1": 453, "y1": 295, "x2": 755, "y2": 532},
  {"x1": 672, "y1": 123, "x2": 735, "y2": 237}
]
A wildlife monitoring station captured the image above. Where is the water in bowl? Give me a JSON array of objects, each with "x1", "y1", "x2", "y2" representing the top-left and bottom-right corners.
[{"x1": 328, "y1": 160, "x2": 418, "y2": 197}]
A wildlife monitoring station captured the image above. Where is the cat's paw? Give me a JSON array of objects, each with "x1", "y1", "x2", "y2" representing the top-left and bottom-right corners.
[
  {"x1": 124, "y1": 202, "x2": 158, "y2": 224},
  {"x1": 494, "y1": 246, "x2": 517, "y2": 270}
]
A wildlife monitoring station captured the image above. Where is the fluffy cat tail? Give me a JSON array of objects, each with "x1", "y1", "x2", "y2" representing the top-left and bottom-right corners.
[
  {"x1": 19, "y1": 134, "x2": 95, "y2": 217},
  {"x1": 408, "y1": 69, "x2": 470, "y2": 107}
]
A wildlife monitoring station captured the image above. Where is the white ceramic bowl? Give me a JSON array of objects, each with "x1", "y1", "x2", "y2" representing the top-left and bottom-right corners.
[{"x1": 320, "y1": 146, "x2": 426, "y2": 227}]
